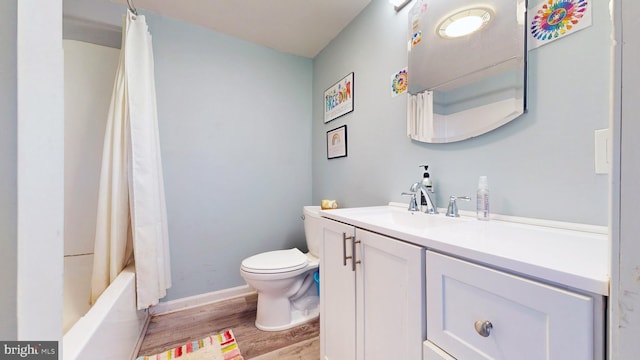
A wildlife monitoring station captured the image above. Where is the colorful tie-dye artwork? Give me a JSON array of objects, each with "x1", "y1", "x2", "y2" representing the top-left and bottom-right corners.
[
  {"x1": 529, "y1": 0, "x2": 591, "y2": 49},
  {"x1": 391, "y1": 68, "x2": 408, "y2": 97}
]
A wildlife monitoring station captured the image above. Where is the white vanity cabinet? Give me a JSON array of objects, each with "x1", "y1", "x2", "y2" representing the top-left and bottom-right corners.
[
  {"x1": 319, "y1": 205, "x2": 608, "y2": 360},
  {"x1": 424, "y1": 251, "x2": 605, "y2": 360},
  {"x1": 320, "y1": 218, "x2": 425, "y2": 360}
]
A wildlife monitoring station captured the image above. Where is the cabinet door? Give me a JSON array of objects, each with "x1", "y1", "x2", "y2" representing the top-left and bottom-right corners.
[
  {"x1": 320, "y1": 219, "x2": 356, "y2": 360},
  {"x1": 426, "y1": 251, "x2": 597, "y2": 360},
  {"x1": 356, "y1": 229, "x2": 425, "y2": 360}
]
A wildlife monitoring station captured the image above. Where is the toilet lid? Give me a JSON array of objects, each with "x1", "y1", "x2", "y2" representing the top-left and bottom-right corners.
[{"x1": 241, "y1": 248, "x2": 308, "y2": 273}]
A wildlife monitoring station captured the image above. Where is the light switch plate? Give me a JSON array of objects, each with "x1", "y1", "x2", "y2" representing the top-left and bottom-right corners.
[{"x1": 594, "y1": 128, "x2": 610, "y2": 174}]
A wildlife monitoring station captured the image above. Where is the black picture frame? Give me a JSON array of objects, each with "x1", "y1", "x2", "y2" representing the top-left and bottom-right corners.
[
  {"x1": 327, "y1": 125, "x2": 348, "y2": 159},
  {"x1": 324, "y1": 72, "x2": 354, "y2": 123}
]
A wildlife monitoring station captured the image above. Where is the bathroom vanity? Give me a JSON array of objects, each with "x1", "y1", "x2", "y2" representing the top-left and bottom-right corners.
[{"x1": 319, "y1": 204, "x2": 608, "y2": 360}]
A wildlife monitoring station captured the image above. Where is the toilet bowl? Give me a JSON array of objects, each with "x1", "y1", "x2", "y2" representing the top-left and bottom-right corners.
[{"x1": 240, "y1": 206, "x2": 322, "y2": 331}]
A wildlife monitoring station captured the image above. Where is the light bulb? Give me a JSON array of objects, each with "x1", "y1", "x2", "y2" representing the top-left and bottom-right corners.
[
  {"x1": 437, "y1": 8, "x2": 493, "y2": 39},
  {"x1": 445, "y1": 16, "x2": 484, "y2": 38}
]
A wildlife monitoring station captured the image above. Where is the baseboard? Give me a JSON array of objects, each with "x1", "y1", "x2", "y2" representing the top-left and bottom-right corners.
[{"x1": 149, "y1": 285, "x2": 256, "y2": 316}]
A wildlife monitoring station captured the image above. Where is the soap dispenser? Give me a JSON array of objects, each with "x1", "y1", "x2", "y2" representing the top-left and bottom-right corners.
[{"x1": 419, "y1": 165, "x2": 435, "y2": 209}]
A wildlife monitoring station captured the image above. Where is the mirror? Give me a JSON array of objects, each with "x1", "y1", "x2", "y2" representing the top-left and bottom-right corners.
[{"x1": 407, "y1": 0, "x2": 527, "y2": 143}]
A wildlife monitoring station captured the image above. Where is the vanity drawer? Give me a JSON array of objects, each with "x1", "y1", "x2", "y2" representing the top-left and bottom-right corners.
[{"x1": 426, "y1": 251, "x2": 596, "y2": 360}]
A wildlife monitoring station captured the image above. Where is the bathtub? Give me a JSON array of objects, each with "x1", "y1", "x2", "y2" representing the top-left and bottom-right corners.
[{"x1": 63, "y1": 264, "x2": 148, "y2": 360}]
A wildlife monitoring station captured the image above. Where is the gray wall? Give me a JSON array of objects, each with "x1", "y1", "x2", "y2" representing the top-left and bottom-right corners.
[
  {"x1": 0, "y1": 0, "x2": 17, "y2": 340},
  {"x1": 613, "y1": 0, "x2": 640, "y2": 356},
  {"x1": 63, "y1": 0, "x2": 610, "y2": 304},
  {"x1": 16, "y1": 0, "x2": 64, "y2": 339},
  {"x1": 63, "y1": 0, "x2": 122, "y2": 48},
  {"x1": 146, "y1": 14, "x2": 313, "y2": 300},
  {"x1": 62, "y1": 1, "x2": 313, "y2": 301},
  {"x1": 312, "y1": 0, "x2": 611, "y2": 226}
]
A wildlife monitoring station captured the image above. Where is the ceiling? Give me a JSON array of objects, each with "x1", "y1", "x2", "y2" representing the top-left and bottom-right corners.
[{"x1": 113, "y1": 0, "x2": 372, "y2": 58}]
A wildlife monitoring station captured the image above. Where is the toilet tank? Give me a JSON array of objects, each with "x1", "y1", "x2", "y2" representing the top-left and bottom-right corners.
[{"x1": 303, "y1": 206, "x2": 322, "y2": 258}]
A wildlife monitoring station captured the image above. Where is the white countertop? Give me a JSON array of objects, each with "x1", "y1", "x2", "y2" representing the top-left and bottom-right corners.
[{"x1": 320, "y1": 204, "x2": 610, "y2": 296}]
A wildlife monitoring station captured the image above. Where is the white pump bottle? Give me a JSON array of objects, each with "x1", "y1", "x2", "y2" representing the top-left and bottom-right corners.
[{"x1": 477, "y1": 176, "x2": 489, "y2": 221}]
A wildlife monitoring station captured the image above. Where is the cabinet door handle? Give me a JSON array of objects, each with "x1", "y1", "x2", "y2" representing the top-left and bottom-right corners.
[
  {"x1": 351, "y1": 238, "x2": 361, "y2": 272},
  {"x1": 343, "y1": 233, "x2": 355, "y2": 267},
  {"x1": 474, "y1": 320, "x2": 493, "y2": 337}
]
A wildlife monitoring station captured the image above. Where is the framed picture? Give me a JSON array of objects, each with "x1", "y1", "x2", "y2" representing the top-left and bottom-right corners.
[
  {"x1": 324, "y1": 72, "x2": 354, "y2": 123},
  {"x1": 327, "y1": 125, "x2": 347, "y2": 159}
]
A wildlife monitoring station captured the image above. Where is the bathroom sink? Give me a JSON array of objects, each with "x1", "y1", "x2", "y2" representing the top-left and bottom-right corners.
[
  {"x1": 362, "y1": 208, "x2": 462, "y2": 228},
  {"x1": 321, "y1": 204, "x2": 470, "y2": 234}
]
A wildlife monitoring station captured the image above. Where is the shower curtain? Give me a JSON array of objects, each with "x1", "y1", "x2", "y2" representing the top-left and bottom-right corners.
[
  {"x1": 407, "y1": 90, "x2": 434, "y2": 142},
  {"x1": 91, "y1": 10, "x2": 171, "y2": 310}
]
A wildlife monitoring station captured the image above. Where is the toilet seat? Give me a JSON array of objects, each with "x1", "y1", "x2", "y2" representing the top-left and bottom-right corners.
[{"x1": 241, "y1": 248, "x2": 308, "y2": 274}]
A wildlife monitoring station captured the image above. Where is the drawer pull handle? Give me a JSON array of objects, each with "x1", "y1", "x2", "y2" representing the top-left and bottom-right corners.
[
  {"x1": 343, "y1": 233, "x2": 355, "y2": 267},
  {"x1": 474, "y1": 320, "x2": 493, "y2": 337},
  {"x1": 351, "y1": 239, "x2": 361, "y2": 272}
]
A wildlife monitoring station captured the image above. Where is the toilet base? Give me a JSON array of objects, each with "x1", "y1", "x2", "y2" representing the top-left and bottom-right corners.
[
  {"x1": 255, "y1": 305, "x2": 319, "y2": 331},
  {"x1": 249, "y1": 269, "x2": 320, "y2": 332}
]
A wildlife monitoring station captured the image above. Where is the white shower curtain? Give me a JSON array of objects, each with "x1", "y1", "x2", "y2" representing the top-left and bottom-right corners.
[
  {"x1": 91, "y1": 10, "x2": 171, "y2": 310},
  {"x1": 407, "y1": 90, "x2": 434, "y2": 142}
]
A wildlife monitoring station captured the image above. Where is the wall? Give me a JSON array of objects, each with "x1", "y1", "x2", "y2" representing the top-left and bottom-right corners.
[
  {"x1": 16, "y1": 0, "x2": 64, "y2": 340},
  {"x1": 146, "y1": 14, "x2": 313, "y2": 301},
  {"x1": 0, "y1": 0, "x2": 17, "y2": 341},
  {"x1": 63, "y1": 39, "x2": 119, "y2": 333},
  {"x1": 64, "y1": 0, "x2": 312, "y2": 301},
  {"x1": 612, "y1": 0, "x2": 640, "y2": 356},
  {"x1": 312, "y1": 0, "x2": 611, "y2": 226},
  {"x1": 64, "y1": 0, "x2": 123, "y2": 48},
  {"x1": 61, "y1": 1, "x2": 313, "y2": 302},
  {"x1": 61, "y1": 0, "x2": 610, "y2": 305}
]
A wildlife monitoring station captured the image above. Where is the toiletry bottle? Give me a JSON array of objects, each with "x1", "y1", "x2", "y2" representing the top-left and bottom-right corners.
[
  {"x1": 477, "y1": 176, "x2": 489, "y2": 221},
  {"x1": 420, "y1": 165, "x2": 434, "y2": 208}
]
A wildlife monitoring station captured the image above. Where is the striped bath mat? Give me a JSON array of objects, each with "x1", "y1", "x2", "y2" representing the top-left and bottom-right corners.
[{"x1": 136, "y1": 329, "x2": 243, "y2": 360}]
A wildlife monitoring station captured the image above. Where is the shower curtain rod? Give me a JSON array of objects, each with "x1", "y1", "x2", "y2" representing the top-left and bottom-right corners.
[{"x1": 126, "y1": 0, "x2": 138, "y2": 15}]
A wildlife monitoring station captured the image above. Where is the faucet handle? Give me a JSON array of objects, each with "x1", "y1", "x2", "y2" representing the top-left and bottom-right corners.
[
  {"x1": 446, "y1": 196, "x2": 470, "y2": 217},
  {"x1": 401, "y1": 192, "x2": 419, "y2": 212}
]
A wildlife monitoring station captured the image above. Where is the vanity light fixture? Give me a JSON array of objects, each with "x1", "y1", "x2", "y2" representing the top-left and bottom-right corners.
[
  {"x1": 389, "y1": 0, "x2": 413, "y2": 12},
  {"x1": 437, "y1": 8, "x2": 493, "y2": 39}
]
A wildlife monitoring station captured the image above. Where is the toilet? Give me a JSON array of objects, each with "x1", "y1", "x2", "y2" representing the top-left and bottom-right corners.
[{"x1": 240, "y1": 206, "x2": 322, "y2": 331}]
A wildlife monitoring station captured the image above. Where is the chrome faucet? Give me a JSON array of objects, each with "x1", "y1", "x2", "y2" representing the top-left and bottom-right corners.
[
  {"x1": 410, "y1": 182, "x2": 438, "y2": 214},
  {"x1": 401, "y1": 191, "x2": 419, "y2": 212},
  {"x1": 446, "y1": 196, "x2": 470, "y2": 217}
]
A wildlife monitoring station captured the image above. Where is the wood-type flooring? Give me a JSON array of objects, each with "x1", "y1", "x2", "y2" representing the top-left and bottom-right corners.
[{"x1": 137, "y1": 293, "x2": 320, "y2": 359}]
